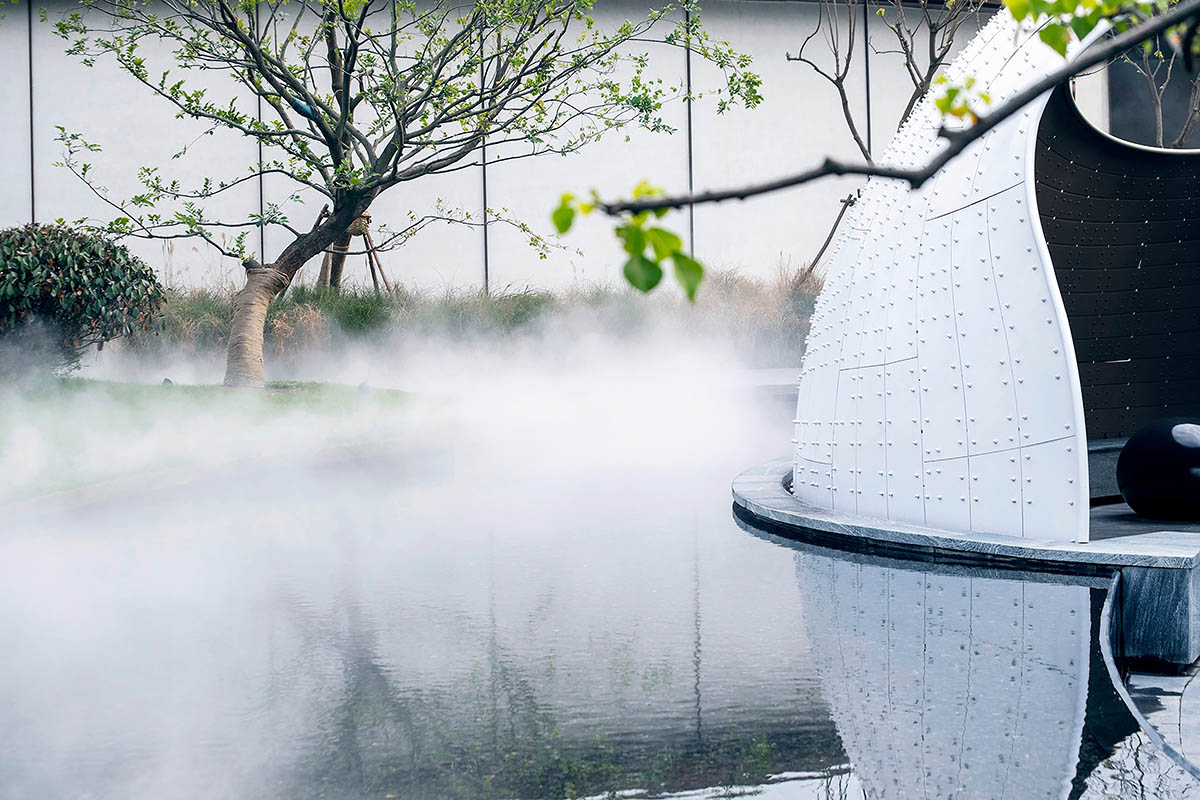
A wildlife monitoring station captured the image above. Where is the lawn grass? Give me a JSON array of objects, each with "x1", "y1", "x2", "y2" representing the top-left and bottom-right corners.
[
  {"x1": 52, "y1": 376, "x2": 408, "y2": 416},
  {"x1": 0, "y1": 377, "x2": 411, "y2": 504}
]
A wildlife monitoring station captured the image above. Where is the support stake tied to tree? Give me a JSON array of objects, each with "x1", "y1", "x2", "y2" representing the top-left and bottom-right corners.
[{"x1": 317, "y1": 211, "x2": 391, "y2": 293}]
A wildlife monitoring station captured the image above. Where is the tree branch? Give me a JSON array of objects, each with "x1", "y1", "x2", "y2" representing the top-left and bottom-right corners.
[
  {"x1": 604, "y1": 0, "x2": 1200, "y2": 216},
  {"x1": 788, "y1": 0, "x2": 873, "y2": 162}
]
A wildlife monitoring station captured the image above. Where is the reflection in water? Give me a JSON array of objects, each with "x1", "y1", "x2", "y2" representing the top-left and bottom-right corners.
[
  {"x1": 798, "y1": 554, "x2": 1090, "y2": 799},
  {"x1": 6, "y1": 475, "x2": 1200, "y2": 800},
  {"x1": 0, "y1": 451, "x2": 847, "y2": 799},
  {"x1": 1082, "y1": 731, "x2": 1200, "y2": 798},
  {"x1": 262, "y1": 573, "x2": 824, "y2": 800},
  {"x1": 785, "y1": 540, "x2": 1200, "y2": 800}
]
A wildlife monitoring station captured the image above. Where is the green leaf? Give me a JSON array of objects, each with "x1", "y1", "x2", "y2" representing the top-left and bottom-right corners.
[
  {"x1": 645, "y1": 227, "x2": 682, "y2": 261},
  {"x1": 618, "y1": 224, "x2": 647, "y2": 257},
  {"x1": 551, "y1": 204, "x2": 575, "y2": 234},
  {"x1": 632, "y1": 180, "x2": 659, "y2": 199},
  {"x1": 1068, "y1": 11, "x2": 1097, "y2": 40},
  {"x1": 1038, "y1": 24, "x2": 1072, "y2": 57},
  {"x1": 1005, "y1": 0, "x2": 1032, "y2": 21},
  {"x1": 672, "y1": 253, "x2": 704, "y2": 301},
  {"x1": 623, "y1": 253, "x2": 663, "y2": 292}
]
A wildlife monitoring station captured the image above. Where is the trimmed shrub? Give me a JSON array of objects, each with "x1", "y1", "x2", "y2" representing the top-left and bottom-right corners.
[{"x1": 0, "y1": 224, "x2": 164, "y2": 368}]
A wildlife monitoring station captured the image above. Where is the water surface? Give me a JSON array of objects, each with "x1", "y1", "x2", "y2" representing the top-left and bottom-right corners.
[{"x1": 1, "y1": 364, "x2": 1196, "y2": 799}]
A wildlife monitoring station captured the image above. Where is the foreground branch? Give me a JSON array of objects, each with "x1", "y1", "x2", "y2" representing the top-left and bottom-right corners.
[{"x1": 604, "y1": 0, "x2": 1200, "y2": 216}]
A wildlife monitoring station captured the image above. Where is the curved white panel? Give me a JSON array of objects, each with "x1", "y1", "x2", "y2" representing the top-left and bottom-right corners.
[{"x1": 793, "y1": 9, "x2": 1091, "y2": 542}]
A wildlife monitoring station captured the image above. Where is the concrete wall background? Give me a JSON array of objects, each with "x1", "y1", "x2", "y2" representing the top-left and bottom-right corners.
[
  {"x1": 0, "y1": 5, "x2": 33, "y2": 235},
  {"x1": 0, "y1": 1, "x2": 1102, "y2": 292}
]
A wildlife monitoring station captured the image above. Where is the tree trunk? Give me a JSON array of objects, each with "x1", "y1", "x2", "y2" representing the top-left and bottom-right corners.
[
  {"x1": 224, "y1": 266, "x2": 290, "y2": 388},
  {"x1": 317, "y1": 251, "x2": 334, "y2": 287},
  {"x1": 1153, "y1": 93, "x2": 1164, "y2": 148},
  {"x1": 328, "y1": 233, "x2": 351, "y2": 289},
  {"x1": 317, "y1": 231, "x2": 352, "y2": 288},
  {"x1": 222, "y1": 200, "x2": 371, "y2": 388}
]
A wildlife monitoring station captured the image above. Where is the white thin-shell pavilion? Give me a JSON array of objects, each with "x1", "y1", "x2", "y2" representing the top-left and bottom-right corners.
[{"x1": 793, "y1": 10, "x2": 1091, "y2": 542}]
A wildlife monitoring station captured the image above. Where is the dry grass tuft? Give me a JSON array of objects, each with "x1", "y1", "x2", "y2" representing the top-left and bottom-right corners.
[{"x1": 266, "y1": 303, "x2": 331, "y2": 358}]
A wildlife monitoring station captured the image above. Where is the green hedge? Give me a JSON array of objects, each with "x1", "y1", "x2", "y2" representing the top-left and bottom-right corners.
[{"x1": 0, "y1": 224, "x2": 164, "y2": 367}]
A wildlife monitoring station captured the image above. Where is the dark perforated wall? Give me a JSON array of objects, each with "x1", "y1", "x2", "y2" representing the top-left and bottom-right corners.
[{"x1": 1035, "y1": 86, "x2": 1200, "y2": 440}]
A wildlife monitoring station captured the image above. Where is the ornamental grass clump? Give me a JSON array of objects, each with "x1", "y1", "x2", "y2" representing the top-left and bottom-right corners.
[{"x1": 0, "y1": 224, "x2": 163, "y2": 370}]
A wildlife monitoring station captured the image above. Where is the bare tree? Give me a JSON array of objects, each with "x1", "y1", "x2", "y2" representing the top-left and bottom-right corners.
[
  {"x1": 788, "y1": 0, "x2": 871, "y2": 161},
  {"x1": 873, "y1": 0, "x2": 988, "y2": 125},
  {"x1": 1116, "y1": 33, "x2": 1200, "y2": 147},
  {"x1": 1172, "y1": 67, "x2": 1200, "y2": 145},
  {"x1": 788, "y1": 0, "x2": 986, "y2": 163},
  {"x1": 1174, "y1": 68, "x2": 1200, "y2": 145},
  {"x1": 601, "y1": 0, "x2": 1200, "y2": 217}
]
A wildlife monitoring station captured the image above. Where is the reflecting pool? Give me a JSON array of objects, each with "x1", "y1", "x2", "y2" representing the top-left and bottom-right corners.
[
  {"x1": 1, "y1": 369, "x2": 1197, "y2": 799},
  {"x1": 770, "y1": 531, "x2": 1200, "y2": 799}
]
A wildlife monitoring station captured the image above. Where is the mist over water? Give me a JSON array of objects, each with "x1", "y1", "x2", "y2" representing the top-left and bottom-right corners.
[
  {"x1": 4, "y1": 302, "x2": 1196, "y2": 799},
  {"x1": 0, "y1": 312, "x2": 852, "y2": 799},
  {"x1": 1, "y1": 302, "x2": 797, "y2": 501}
]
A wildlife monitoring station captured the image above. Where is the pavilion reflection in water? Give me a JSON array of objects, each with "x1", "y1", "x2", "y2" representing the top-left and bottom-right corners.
[{"x1": 797, "y1": 553, "x2": 1094, "y2": 799}]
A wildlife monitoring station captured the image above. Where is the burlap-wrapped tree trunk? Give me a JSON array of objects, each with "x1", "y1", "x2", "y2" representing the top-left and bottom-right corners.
[
  {"x1": 224, "y1": 266, "x2": 290, "y2": 387},
  {"x1": 223, "y1": 203, "x2": 368, "y2": 387}
]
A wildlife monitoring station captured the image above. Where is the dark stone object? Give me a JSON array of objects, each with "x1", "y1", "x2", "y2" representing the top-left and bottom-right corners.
[{"x1": 1117, "y1": 418, "x2": 1200, "y2": 520}]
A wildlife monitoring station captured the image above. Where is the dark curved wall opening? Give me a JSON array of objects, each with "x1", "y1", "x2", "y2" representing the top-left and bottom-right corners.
[
  {"x1": 1034, "y1": 85, "x2": 1200, "y2": 445},
  {"x1": 1107, "y1": 44, "x2": 1200, "y2": 149}
]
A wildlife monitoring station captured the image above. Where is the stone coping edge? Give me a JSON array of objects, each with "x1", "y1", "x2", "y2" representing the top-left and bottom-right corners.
[
  {"x1": 1099, "y1": 572, "x2": 1200, "y2": 781},
  {"x1": 732, "y1": 458, "x2": 1200, "y2": 572}
]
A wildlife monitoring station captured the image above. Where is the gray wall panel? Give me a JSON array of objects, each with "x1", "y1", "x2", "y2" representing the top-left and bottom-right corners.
[
  {"x1": 691, "y1": 0, "x2": 868, "y2": 276},
  {"x1": 31, "y1": 0, "x2": 260, "y2": 288},
  {"x1": 484, "y1": 0, "x2": 689, "y2": 291},
  {"x1": 0, "y1": 6, "x2": 32, "y2": 228}
]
